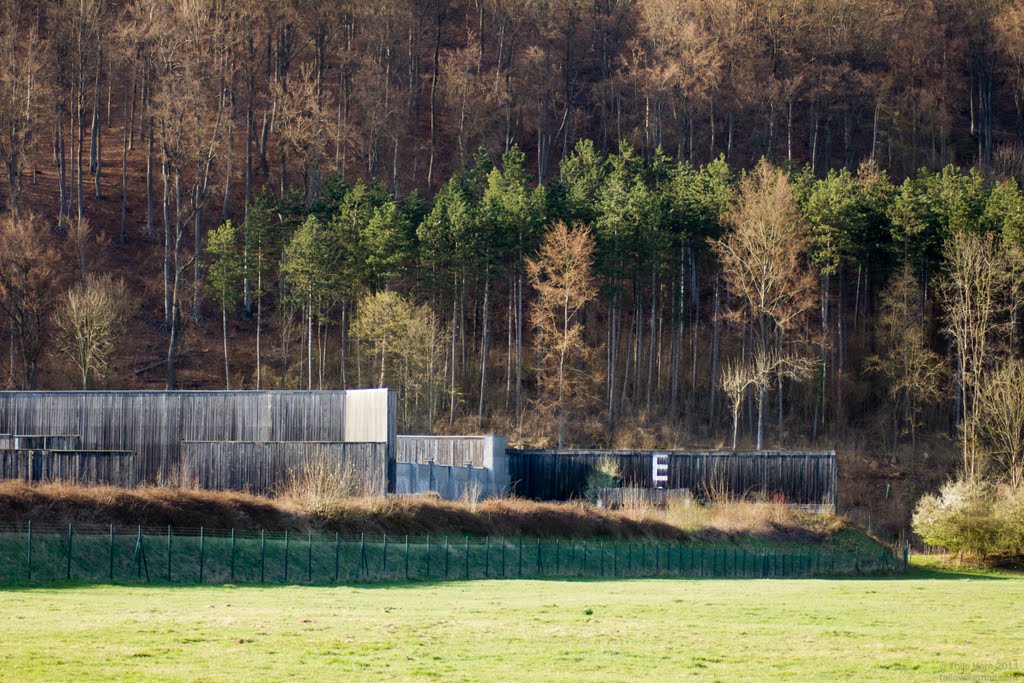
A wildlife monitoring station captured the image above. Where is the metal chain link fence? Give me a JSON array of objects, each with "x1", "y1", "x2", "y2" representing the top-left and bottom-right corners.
[{"x1": 0, "y1": 523, "x2": 899, "y2": 585}]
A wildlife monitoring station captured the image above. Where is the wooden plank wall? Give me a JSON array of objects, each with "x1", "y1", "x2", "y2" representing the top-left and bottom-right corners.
[
  {"x1": 0, "y1": 449, "x2": 135, "y2": 487},
  {"x1": 396, "y1": 436, "x2": 486, "y2": 467},
  {"x1": 0, "y1": 390, "x2": 395, "y2": 486},
  {"x1": 179, "y1": 441, "x2": 388, "y2": 495},
  {"x1": 507, "y1": 450, "x2": 837, "y2": 506}
]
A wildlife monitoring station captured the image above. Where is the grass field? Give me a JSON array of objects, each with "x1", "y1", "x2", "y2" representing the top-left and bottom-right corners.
[{"x1": 1, "y1": 562, "x2": 1021, "y2": 681}]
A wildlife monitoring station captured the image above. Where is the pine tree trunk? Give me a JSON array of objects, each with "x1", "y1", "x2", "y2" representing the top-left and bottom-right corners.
[{"x1": 222, "y1": 307, "x2": 230, "y2": 390}]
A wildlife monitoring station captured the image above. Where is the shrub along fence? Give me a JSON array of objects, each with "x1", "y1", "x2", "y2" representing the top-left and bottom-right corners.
[{"x1": 0, "y1": 523, "x2": 898, "y2": 585}]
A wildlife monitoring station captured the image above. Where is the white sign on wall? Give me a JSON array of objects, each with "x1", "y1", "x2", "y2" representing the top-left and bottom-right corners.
[{"x1": 651, "y1": 453, "x2": 668, "y2": 488}]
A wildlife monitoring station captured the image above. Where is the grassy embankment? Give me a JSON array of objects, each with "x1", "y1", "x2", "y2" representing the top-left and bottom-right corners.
[{"x1": 0, "y1": 562, "x2": 1021, "y2": 681}]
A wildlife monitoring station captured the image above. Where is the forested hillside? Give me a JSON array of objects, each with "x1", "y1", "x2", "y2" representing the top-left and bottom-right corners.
[{"x1": 2, "y1": 0, "x2": 1024, "y2": 508}]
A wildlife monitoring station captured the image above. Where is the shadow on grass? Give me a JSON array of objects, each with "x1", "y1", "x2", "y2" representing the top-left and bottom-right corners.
[{"x1": 4, "y1": 565, "x2": 1010, "y2": 592}]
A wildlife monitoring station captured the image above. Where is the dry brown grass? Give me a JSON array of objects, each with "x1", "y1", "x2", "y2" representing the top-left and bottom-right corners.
[{"x1": 0, "y1": 480, "x2": 845, "y2": 542}]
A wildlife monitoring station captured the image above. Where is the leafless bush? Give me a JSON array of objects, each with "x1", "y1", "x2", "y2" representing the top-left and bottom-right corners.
[{"x1": 278, "y1": 458, "x2": 363, "y2": 517}]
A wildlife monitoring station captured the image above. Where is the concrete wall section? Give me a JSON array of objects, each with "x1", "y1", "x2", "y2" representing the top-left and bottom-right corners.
[{"x1": 395, "y1": 461, "x2": 506, "y2": 500}]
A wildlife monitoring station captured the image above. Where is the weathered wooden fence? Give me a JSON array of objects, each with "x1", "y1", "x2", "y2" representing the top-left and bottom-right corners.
[
  {"x1": 0, "y1": 390, "x2": 397, "y2": 488},
  {"x1": 508, "y1": 450, "x2": 837, "y2": 506},
  {"x1": 397, "y1": 435, "x2": 501, "y2": 467},
  {"x1": 0, "y1": 449, "x2": 135, "y2": 487},
  {"x1": 179, "y1": 441, "x2": 388, "y2": 495}
]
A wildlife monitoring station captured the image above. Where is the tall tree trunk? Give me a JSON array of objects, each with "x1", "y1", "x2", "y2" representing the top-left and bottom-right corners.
[
  {"x1": 91, "y1": 50, "x2": 102, "y2": 199},
  {"x1": 709, "y1": 275, "x2": 721, "y2": 428},
  {"x1": 222, "y1": 306, "x2": 230, "y2": 389},
  {"x1": 478, "y1": 275, "x2": 490, "y2": 421},
  {"x1": 255, "y1": 267, "x2": 262, "y2": 390},
  {"x1": 162, "y1": 158, "x2": 172, "y2": 327}
]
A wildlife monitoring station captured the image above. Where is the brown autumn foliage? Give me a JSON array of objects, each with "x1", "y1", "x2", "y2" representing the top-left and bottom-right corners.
[{"x1": 527, "y1": 221, "x2": 598, "y2": 448}]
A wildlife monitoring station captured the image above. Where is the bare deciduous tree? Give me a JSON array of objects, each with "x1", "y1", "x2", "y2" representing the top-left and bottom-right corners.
[
  {"x1": 721, "y1": 348, "x2": 815, "y2": 451},
  {"x1": 0, "y1": 213, "x2": 63, "y2": 388},
  {"x1": 865, "y1": 267, "x2": 946, "y2": 453},
  {"x1": 975, "y1": 359, "x2": 1024, "y2": 488},
  {"x1": 940, "y1": 231, "x2": 1011, "y2": 479},
  {"x1": 55, "y1": 275, "x2": 130, "y2": 389},
  {"x1": 711, "y1": 162, "x2": 818, "y2": 449}
]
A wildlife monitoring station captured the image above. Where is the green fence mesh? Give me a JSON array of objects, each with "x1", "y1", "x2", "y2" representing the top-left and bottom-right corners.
[{"x1": 0, "y1": 523, "x2": 898, "y2": 586}]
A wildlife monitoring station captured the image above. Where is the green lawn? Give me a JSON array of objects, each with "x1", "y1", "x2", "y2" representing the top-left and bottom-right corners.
[{"x1": 1, "y1": 565, "x2": 1021, "y2": 681}]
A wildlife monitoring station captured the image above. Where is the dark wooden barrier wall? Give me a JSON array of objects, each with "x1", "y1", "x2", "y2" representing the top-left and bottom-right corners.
[
  {"x1": 508, "y1": 450, "x2": 837, "y2": 506},
  {"x1": 180, "y1": 441, "x2": 388, "y2": 495},
  {"x1": 0, "y1": 450, "x2": 135, "y2": 487},
  {"x1": 0, "y1": 390, "x2": 397, "y2": 488}
]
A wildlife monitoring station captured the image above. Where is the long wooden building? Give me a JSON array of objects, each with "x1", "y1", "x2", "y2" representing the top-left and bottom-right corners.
[{"x1": 0, "y1": 390, "x2": 397, "y2": 492}]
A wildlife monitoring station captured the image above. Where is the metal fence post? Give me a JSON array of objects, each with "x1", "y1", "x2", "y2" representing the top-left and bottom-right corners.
[
  {"x1": 536, "y1": 538, "x2": 542, "y2": 576},
  {"x1": 334, "y1": 533, "x2": 340, "y2": 582},
  {"x1": 283, "y1": 530, "x2": 289, "y2": 583},
  {"x1": 167, "y1": 526, "x2": 172, "y2": 583},
  {"x1": 260, "y1": 530, "x2": 265, "y2": 584},
  {"x1": 230, "y1": 529, "x2": 236, "y2": 583},
  {"x1": 405, "y1": 535, "x2": 410, "y2": 581},
  {"x1": 444, "y1": 535, "x2": 450, "y2": 580},
  {"x1": 425, "y1": 535, "x2": 431, "y2": 579},
  {"x1": 26, "y1": 521, "x2": 32, "y2": 583},
  {"x1": 358, "y1": 533, "x2": 367, "y2": 580},
  {"x1": 109, "y1": 524, "x2": 115, "y2": 581},
  {"x1": 307, "y1": 531, "x2": 313, "y2": 583},
  {"x1": 465, "y1": 536, "x2": 471, "y2": 580},
  {"x1": 485, "y1": 536, "x2": 490, "y2": 578},
  {"x1": 383, "y1": 534, "x2": 388, "y2": 577},
  {"x1": 199, "y1": 527, "x2": 205, "y2": 584},
  {"x1": 66, "y1": 522, "x2": 73, "y2": 582},
  {"x1": 554, "y1": 539, "x2": 559, "y2": 575},
  {"x1": 501, "y1": 537, "x2": 506, "y2": 578},
  {"x1": 518, "y1": 537, "x2": 523, "y2": 577}
]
